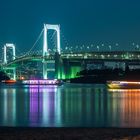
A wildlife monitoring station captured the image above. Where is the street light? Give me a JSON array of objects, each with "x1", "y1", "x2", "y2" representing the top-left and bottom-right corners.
[
  {"x1": 109, "y1": 45, "x2": 111, "y2": 51},
  {"x1": 136, "y1": 44, "x2": 139, "y2": 51},
  {"x1": 97, "y1": 46, "x2": 99, "y2": 51}
]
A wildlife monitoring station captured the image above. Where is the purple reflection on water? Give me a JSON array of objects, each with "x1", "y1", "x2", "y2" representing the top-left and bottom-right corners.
[
  {"x1": 29, "y1": 86, "x2": 40, "y2": 125},
  {"x1": 29, "y1": 85, "x2": 56, "y2": 126}
]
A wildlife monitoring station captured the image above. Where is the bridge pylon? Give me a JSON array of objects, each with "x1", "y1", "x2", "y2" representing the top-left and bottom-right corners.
[
  {"x1": 3, "y1": 43, "x2": 16, "y2": 80},
  {"x1": 4, "y1": 43, "x2": 16, "y2": 64},
  {"x1": 43, "y1": 24, "x2": 61, "y2": 79}
]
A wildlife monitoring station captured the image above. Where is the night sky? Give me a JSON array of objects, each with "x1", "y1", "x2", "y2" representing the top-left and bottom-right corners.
[{"x1": 0, "y1": 0, "x2": 140, "y2": 52}]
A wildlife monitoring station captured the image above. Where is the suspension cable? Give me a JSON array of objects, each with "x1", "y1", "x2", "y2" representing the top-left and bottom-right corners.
[
  {"x1": 60, "y1": 30, "x2": 69, "y2": 47},
  {"x1": 50, "y1": 31, "x2": 57, "y2": 49},
  {"x1": 25, "y1": 29, "x2": 44, "y2": 56}
]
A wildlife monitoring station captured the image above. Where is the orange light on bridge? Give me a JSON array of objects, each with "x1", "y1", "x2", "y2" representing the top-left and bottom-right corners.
[{"x1": 21, "y1": 76, "x2": 25, "y2": 80}]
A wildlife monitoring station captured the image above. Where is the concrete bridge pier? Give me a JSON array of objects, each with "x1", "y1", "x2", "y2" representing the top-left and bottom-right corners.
[
  {"x1": 13, "y1": 67, "x2": 16, "y2": 80},
  {"x1": 43, "y1": 61, "x2": 48, "y2": 79},
  {"x1": 55, "y1": 52, "x2": 64, "y2": 79},
  {"x1": 63, "y1": 60, "x2": 71, "y2": 79},
  {"x1": 62, "y1": 60, "x2": 82, "y2": 79},
  {"x1": 55, "y1": 54, "x2": 82, "y2": 79}
]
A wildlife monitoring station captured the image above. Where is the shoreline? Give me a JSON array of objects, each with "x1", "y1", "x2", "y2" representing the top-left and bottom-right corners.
[
  {"x1": 0, "y1": 127, "x2": 140, "y2": 139},
  {"x1": 70, "y1": 75, "x2": 140, "y2": 84}
]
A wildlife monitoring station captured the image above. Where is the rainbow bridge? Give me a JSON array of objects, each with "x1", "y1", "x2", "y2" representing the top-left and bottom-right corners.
[{"x1": 1, "y1": 24, "x2": 140, "y2": 80}]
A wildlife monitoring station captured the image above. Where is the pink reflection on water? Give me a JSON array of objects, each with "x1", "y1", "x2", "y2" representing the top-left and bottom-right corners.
[
  {"x1": 29, "y1": 86, "x2": 40, "y2": 124},
  {"x1": 29, "y1": 85, "x2": 57, "y2": 126}
]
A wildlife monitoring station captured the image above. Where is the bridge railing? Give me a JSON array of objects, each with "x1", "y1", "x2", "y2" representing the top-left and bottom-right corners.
[
  {"x1": 61, "y1": 51, "x2": 140, "y2": 60},
  {"x1": 3, "y1": 51, "x2": 140, "y2": 67}
]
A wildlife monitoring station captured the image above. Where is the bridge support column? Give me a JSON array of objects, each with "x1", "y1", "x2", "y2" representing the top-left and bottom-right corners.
[
  {"x1": 13, "y1": 68, "x2": 16, "y2": 80},
  {"x1": 43, "y1": 62, "x2": 48, "y2": 79},
  {"x1": 43, "y1": 24, "x2": 61, "y2": 79},
  {"x1": 3, "y1": 67, "x2": 16, "y2": 80},
  {"x1": 63, "y1": 60, "x2": 70, "y2": 79},
  {"x1": 55, "y1": 52, "x2": 64, "y2": 79},
  {"x1": 62, "y1": 60, "x2": 83, "y2": 79},
  {"x1": 3, "y1": 43, "x2": 16, "y2": 80},
  {"x1": 70, "y1": 62, "x2": 82, "y2": 79},
  {"x1": 4, "y1": 45, "x2": 7, "y2": 64},
  {"x1": 3, "y1": 43, "x2": 16, "y2": 64}
]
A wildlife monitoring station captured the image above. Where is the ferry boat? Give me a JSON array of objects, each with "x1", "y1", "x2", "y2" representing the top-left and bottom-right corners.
[
  {"x1": 1, "y1": 79, "x2": 63, "y2": 86},
  {"x1": 107, "y1": 81, "x2": 140, "y2": 89},
  {"x1": 21, "y1": 79, "x2": 63, "y2": 85},
  {"x1": 1, "y1": 80, "x2": 16, "y2": 84}
]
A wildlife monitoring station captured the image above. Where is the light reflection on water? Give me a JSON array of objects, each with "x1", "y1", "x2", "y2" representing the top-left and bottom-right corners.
[
  {"x1": 0, "y1": 84, "x2": 140, "y2": 127},
  {"x1": 108, "y1": 89, "x2": 140, "y2": 127}
]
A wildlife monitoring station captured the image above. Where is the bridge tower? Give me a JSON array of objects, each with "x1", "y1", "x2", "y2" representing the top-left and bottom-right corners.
[
  {"x1": 4, "y1": 43, "x2": 16, "y2": 64},
  {"x1": 3, "y1": 43, "x2": 16, "y2": 80},
  {"x1": 43, "y1": 24, "x2": 61, "y2": 79}
]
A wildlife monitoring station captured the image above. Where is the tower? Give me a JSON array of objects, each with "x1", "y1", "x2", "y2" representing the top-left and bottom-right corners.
[
  {"x1": 43, "y1": 24, "x2": 61, "y2": 79},
  {"x1": 3, "y1": 43, "x2": 16, "y2": 80}
]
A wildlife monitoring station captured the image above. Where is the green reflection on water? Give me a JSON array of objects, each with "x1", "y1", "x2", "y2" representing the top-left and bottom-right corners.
[{"x1": 1, "y1": 85, "x2": 140, "y2": 127}]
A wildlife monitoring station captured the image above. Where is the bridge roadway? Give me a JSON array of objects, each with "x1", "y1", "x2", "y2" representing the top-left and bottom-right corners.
[{"x1": 4, "y1": 51, "x2": 140, "y2": 67}]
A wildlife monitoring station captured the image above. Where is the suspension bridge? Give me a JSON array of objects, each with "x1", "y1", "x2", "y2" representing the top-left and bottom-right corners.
[{"x1": 1, "y1": 24, "x2": 140, "y2": 80}]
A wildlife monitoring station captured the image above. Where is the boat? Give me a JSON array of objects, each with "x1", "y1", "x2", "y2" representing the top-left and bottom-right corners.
[
  {"x1": 107, "y1": 81, "x2": 140, "y2": 89},
  {"x1": 18, "y1": 79, "x2": 63, "y2": 86},
  {"x1": 1, "y1": 80, "x2": 16, "y2": 84},
  {"x1": 1, "y1": 79, "x2": 63, "y2": 86}
]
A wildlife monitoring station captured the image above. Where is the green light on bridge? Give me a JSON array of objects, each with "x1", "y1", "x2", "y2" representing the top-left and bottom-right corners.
[
  {"x1": 56, "y1": 66, "x2": 81, "y2": 79},
  {"x1": 70, "y1": 66, "x2": 81, "y2": 79}
]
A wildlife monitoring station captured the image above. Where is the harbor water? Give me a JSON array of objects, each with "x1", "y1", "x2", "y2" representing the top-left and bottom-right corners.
[{"x1": 0, "y1": 83, "x2": 140, "y2": 127}]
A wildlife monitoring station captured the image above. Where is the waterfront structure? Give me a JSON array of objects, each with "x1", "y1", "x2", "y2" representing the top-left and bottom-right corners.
[
  {"x1": 3, "y1": 44, "x2": 16, "y2": 80},
  {"x1": 43, "y1": 24, "x2": 61, "y2": 79},
  {"x1": 2, "y1": 24, "x2": 140, "y2": 80}
]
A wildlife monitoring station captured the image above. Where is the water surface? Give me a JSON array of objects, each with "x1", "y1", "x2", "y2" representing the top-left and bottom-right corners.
[{"x1": 0, "y1": 84, "x2": 140, "y2": 127}]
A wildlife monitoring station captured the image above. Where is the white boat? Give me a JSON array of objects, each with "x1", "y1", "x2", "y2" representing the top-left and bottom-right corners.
[
  {"x1": 107, "y1": 81, "x2": 140, "y2": 89},
  {"x1": 2, "y1": 79, "x2": 63, "y2": 86}
]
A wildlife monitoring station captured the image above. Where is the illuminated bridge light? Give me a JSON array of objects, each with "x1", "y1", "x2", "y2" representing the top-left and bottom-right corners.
[
  {"x1": 101, "y1": 55, "x2": 105, "y2": 59},
  {"x1": 88, "y1": 54, "x2": 92, "y2": 57},
  {"x1": 78, "y1": 54, "x2": 82, "y2": 57},
  {"x1": 84, "y1": 55, "x2": 88, "y2": 59}
]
